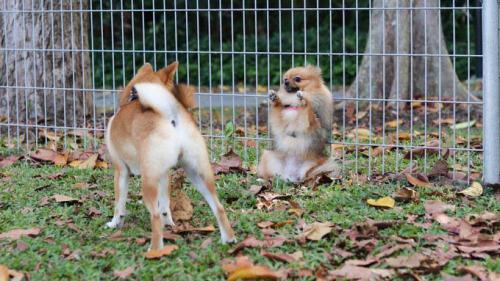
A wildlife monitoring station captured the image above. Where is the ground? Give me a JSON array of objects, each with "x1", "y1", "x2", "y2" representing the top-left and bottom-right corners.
[{"x1": 0, "y1": 127, "x2": 498, "y2": 280}]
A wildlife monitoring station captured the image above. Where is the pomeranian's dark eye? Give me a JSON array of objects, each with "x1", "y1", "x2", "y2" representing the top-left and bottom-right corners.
[{"x1": 294, "y1": 76, "x2": 301, "y2": 82}]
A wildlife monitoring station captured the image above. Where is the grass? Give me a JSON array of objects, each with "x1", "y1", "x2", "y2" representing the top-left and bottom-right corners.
[{"x1": 0, "y1": 131, "x2": 498, "y2": 280}]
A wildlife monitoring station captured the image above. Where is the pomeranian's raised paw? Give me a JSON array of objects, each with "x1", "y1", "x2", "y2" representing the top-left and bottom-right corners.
[
  {"x1": 269, "y1": 90, "x2": 278, "y2": 102},
  {"x1": 296, "y1": 91, "x2": 304, "y2": 100}
]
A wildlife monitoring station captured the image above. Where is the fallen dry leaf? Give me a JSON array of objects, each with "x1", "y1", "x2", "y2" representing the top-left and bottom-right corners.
[
  {"x1": 385, "y1": 248, "x2": 455, "y2": 271},
  {"x1": 344, "y1": 257, "x2": 379, "y2": 267},
  {"x1": 230, "y1": 235, "x2": 287, "y2": 254},
  {"x1": 174, "y1": 225, "x2": 215, "y2": 234},
  {"x1": 450, "y1": 120, "x2": 476, "y2": 130},
  {"x1": 393, "y1": 187, "x2": 419, "y2": 202},
  {"x1": 355, "y1": 111, "x2": 367, "y2": 120},
  {"x1": 385, "y1": 253, "x2": 428, "y2": 268},
  {"x1": 200, "y1": 238, "x2": 212, "y2": 249},
  {"x1": 458, "y1": 182, "x2": 483, "y2": 198},
  {"x1": 261, "y1": 250, "x2": 302, "y2": 263},
  {"x1": 331, "y1": 143, "x2": 345, "y2": 151},
  {"x1": 457, "y1": 265, "x2": 489, "y2": 281},
  {"x1": 351, "y1": 128, "x2": 371, "y2": 140},
  {"x1": 53, "y1": 152, "x2": 69, "y2": 166},
  {"x1": 222, "y1": 255, "x2": 253, "y2": 273},
  {"x1": 331, "y1": 248, "x2": 354, "y2": 260},
  {"x1": 298, "y1": 222, "x2": 333, "y2": 241},
  {"x1": 95, "y1": 161, "x2": 109, "y2": 169},
  {"x1": 386, "y1": 119, "x2": 403, "y2": 128},
  {"x1": 424, "y1": 200, "x2": 456, "y2": 215},
  {"x1": 465, "y1": 212, "x2": 500, "y2": 227},
  {"x1": 0, "y1": 228, "x2": 41, "y2": 240},
  {"x1": 113, "y1": 266, "x2": 134, "y2": 279},
  {"x1": 328, "y1": 264, "x2": 394, "y2": 280},
  {"x1": 428, "y1": 160, "x2": 449, "y2": 178},
  {"x1": 70, "y1": 153, "x2": 98, "y2": 169},
  {"x1": 90, "y1": 248, "x2": 117, "y2": 258},
  {"x1": 406, "y1": 173, "x2": 431, "y2": 188},
  {"x1": 257, "y1": 221, "x2": 274, "y2": 229},
  {"x1": 216, "y1": 149, "x2": 243, "y2": 174},
  {"x1": 366, "y1": 196, "x2": 395, "y2": 208},
  {"x1": 397, "y1": 132, "x2": 412, "y2": 141},
  {"x1": 52, "y1": 194, "x2": 78, "y2": 203},
  {"x1": 15, "y1": 240, "x2": 29, "y2": 252},
  {"x1": 433, "y1": 118, "x2": 455, "y2": 125},
  {"x1": 39, "y1": 129, "x2": 61, "y2": 141},
  {"x1": 448, "y1": 171, "x2": 468, "y2": 181},
  {"x1": 0, "y1": 155, "x2": 20, "y2": 168},
  {"x1": 373, "y1": 244, "x2": 413, "y2": 259},
  {"x1": 222, "y1": 256, "x2": 280, "y2": 281},
  {"x1": 143, "y1": 245, "x2": 178, "y2": 259},
  {"x1": 248, "y1": 185, "x2": 264, "y2": 195},
  {"x1": 441, "y1": 273, "x2": 475, "y2": 281},
  {"x1": 31, "y1": 148, "x2": 58, "y2": 162}
]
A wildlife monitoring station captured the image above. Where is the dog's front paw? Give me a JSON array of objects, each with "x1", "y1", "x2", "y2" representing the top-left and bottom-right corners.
[
  {"x1": 147, "y1": 240, "x2": 165, "y2": 252},
  {"x1": 105, "y1": 216, "x2": 124, "y2": 229},
  {"x1": 269, "y1": 90, "x2": 278, "y2": 102},
  {"x1": 162, "y1": 212, "x2": 176, "y2": 227},
  {"x1": 221, "y1": 235, "x2": 237, "y2": 244}
]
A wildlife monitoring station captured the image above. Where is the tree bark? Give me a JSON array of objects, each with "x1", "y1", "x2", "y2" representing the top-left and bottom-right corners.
[
  {"x1": 347, "y1": 0, "x2": 468, "y2": 101},
  {"x1": 0, "y1": 0, "x2": 92, "y2": 133}
]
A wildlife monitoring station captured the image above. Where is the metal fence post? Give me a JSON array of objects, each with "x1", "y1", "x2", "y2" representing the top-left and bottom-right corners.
[{"x1": 482, "y1": 0, "x2": 500, "y2": 184}]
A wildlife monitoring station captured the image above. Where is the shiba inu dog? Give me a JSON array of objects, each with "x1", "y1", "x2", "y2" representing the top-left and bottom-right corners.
[
  {"x1": 105, "y1": 62, "x2": 235, "y2": 250},
  {"x1": 258, "y1": 65, "x2": 338, "y2": 182}
]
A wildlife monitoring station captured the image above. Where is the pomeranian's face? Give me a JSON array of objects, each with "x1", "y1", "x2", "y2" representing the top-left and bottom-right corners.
[{"x1": 282, "y1": 65, "x2": 323, "y2": 93}]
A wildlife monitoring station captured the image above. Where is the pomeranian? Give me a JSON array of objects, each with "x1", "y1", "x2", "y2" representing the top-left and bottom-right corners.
[{"x1": 258, "y1": 65, "x2": 338, "y2": 182}]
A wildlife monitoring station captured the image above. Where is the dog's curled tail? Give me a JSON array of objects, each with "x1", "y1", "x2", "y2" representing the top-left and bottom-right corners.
[
  {"x1": 134, "y1": 82, "x2": 178, "y2": 118},
  {"x1": 307, "y1": 156, "x2": 341, "y2": 179}
]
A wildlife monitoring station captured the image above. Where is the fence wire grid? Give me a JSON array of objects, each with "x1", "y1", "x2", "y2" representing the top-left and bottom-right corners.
[{"x1": 0, "y1": 0, "x2": 498, "y2": 183}]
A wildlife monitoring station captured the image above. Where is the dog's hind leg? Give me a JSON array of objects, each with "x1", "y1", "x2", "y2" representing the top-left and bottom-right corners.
[
  {"x1": 106, "y1": 165, "x2": 129, "y2": 228},
  {"x1": 142, "y1": 174, "x2": 164, "y2": 250},
  {"x1": 158, "y1": 174, "x2": 175, "y2": 226},
  {"x1": 257, "y1": 150, "x2": 285, "y2": 180},
  {"x1": 186, "y1": 169, "x2": 236, "y2": 244}
]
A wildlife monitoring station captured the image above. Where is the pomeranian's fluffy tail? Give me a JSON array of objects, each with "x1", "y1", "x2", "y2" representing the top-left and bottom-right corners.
[
  {"x1": 307, "y1": 156, "x2": 341, "y2": 179},
  {"x1": 134, "y1": 82, "x2": 178, "y2": 118}
]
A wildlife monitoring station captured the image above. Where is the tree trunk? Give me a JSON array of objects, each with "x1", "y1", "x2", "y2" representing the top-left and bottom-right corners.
[
  {"x1": 0, "y1": 0, "x2": 92, "y2": 135},
  {"x1": 347, "y1": 0, "x2": 468, "y2": 101}
]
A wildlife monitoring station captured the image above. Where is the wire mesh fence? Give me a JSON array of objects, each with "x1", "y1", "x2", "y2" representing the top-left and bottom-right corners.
[{"x1": 0, "y1": 0, "x2": 493, "y2": 182}]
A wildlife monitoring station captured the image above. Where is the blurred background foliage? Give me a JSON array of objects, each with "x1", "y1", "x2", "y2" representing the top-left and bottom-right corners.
[{"x1": 90, "y1": 0, "x2": 479, "y2": 90}]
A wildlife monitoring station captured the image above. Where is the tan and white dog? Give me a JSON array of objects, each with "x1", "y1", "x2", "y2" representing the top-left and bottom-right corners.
[
  {"x1": 105, "y1": 62, "x2": 236, "y2": 250},
  {"x1": 257, "y1": 66, "x2": 338, "y2": 183}
]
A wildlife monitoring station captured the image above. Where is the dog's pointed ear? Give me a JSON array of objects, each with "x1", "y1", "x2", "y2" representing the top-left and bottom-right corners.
[
  {"x1": 137, "y1": 63, "x2": 154, "y2": 75},
  {"x1": 157, "y1": 61, "x2": 178, "y2": 85}
]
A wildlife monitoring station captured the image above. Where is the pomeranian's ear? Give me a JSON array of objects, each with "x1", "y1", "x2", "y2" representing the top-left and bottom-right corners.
[
  {"x1": 137, "y1": 63, "x2": 154, "y2": 75},
  {"x1": 157, "y1": 61, "x2": 179, "y2": 86},
  {"x1": 305, "y1": 65, "x2": 322, "y2": 76}
]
